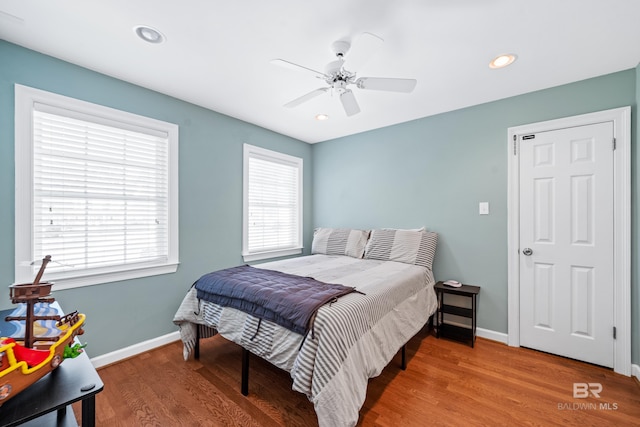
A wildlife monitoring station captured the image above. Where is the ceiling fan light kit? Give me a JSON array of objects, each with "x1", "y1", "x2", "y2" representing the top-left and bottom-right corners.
[{"x1": 273, "y1": 32, "x2": 417, "y2": 117}]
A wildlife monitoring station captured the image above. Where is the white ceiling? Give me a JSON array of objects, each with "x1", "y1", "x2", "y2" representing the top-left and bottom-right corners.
[{"x1": 1, "y1": 0, "x2": 639, "y2": 144}]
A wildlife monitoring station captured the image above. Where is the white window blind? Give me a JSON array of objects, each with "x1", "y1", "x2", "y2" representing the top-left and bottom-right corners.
[
  {"x1": 33, "y1": 108, "x2": 169, "y2": 273},
  {"x1": 243, "y1": 144, "x2": 302, "y2": 261},
  {"x1": 15, "y1": 84, "x2": 179, "y2": 289}
]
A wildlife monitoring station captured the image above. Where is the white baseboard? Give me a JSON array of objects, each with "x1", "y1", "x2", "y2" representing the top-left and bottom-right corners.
[
  {"x1": 89, "y1": 329, "x2": 636, "y2": 382},
  {"x1": 91, "y1": 325, "x2": 508, "y2": 369},
  {"x1": 632, "y1": 364, "x2": 640, "y2": 382},
  {"x1": 90, "y1": 331, "x2": 180, "y2": 369},
  {"x1": 438, "y1": 320, "x2": 508, "y2": 345},
  {"x1": 476, "y1": 327, "x2": 508, "y2": 344}
]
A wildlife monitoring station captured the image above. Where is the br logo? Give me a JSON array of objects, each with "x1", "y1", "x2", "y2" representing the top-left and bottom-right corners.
[{"x1": 573, "y1": 383, "x2": 602, "y2": 398}]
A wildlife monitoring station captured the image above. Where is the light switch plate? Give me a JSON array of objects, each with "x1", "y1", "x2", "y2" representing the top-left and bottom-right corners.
[{"x1": 479, "y1": 202, "x2": 489, "y2": 215}]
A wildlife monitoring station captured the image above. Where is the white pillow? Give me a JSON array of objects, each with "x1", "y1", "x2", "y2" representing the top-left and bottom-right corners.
[
  {"x1": 312, "y1": 228, "x2": 370, "y2": 258},
  {"x1": 364, "y1": 229, "x2": 438, "y2": 269}
]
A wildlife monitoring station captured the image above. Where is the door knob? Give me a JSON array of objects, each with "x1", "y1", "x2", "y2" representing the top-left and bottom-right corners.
[{"x1": 522, "y1": 248, "x2": 533, "y2": 256}]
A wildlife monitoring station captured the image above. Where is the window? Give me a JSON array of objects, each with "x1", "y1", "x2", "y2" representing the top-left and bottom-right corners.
[
  {"x1": 242, "y1": 144, "x2": 302, "y2": 262},
  {"x1": 14, "y1": 85, "x2": 179, "y2": 289}
]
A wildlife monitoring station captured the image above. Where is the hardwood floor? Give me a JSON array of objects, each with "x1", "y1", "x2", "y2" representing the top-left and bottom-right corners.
[{"x1": 77, "y1": 328, "x2": 640, "y2": 426}]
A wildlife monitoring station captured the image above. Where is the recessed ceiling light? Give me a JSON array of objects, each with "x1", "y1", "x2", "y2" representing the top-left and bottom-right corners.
[
  {"x1": 489, "y1": 53, "x2": 517, "y2": 69},
  {"x1": 315, "y1": 114, "x2": 329, "y2": 121},
  {"x1": 134, "y1": 25, "x2": 165, "y2": 44}
]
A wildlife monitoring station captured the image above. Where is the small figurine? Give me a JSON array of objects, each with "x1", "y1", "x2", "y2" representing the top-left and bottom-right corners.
[{"x1": 63, "y1": 343, "x2": 87, "y2": 359}]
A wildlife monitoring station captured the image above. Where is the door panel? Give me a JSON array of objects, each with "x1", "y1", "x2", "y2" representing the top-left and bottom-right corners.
[
  {"x1": 534, "y1": 178, "x2": 554, "y2": 243},
  {"x1": 533, "y1": 263, "x2": 554, "y2": 329},
  {"x1": 571, "y1": 175, "x2": 593, "y2": 244},
  {"x1": 570, "y1": 266, "x2": 593, "y2": 336},
  {"x1": 519, "y1": 121, "x2": 614, "y2": 368}
]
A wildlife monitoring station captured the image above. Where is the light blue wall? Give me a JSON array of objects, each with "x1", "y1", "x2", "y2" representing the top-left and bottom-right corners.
[
  {"x1": 0, "y1": 41, "x2": 313, "y2": 357},
  {"x1": 312, "y1": 70, "x2": 638, "y2": 364},
  {"x1": 1, "y1": 39, "x2": 637, "y2": 366}
]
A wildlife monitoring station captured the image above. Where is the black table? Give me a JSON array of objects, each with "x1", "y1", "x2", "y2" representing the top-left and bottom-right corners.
[
  {"x1": 0, "y1": 308, "x2": 104, "y2": 427},
  {"x1": 434, "y1": 281, "x2": 481, "y2": 348}
]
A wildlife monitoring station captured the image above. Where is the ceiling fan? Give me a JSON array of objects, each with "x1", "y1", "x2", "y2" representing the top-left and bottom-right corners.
[{"x1": 271, "y1": 32, "x2": 417, "y2": 117}]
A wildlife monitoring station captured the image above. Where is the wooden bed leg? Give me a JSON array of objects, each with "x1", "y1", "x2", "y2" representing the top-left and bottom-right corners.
[
  {"x1": 241, "y1": 347, "x2": 249, "y2": 396},
  {"x1": 401, "y1": 344, "x2": 406, "y2": 370},
  {"x1": 194, "y1": 324, "x2": 200, "y2": 360}
]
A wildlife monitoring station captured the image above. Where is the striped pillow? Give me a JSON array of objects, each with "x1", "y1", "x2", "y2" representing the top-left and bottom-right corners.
[
  {"x1": 312, "y1": 228, "x2": 370, "y2": 258},
  {"x1": 364, "y1": 229, "x2": 438, "y2": 269}
]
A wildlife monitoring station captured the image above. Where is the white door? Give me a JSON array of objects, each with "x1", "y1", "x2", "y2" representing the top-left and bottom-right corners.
[{"x1": 519, "y1": 121, "x2": 614, "y2": 368}]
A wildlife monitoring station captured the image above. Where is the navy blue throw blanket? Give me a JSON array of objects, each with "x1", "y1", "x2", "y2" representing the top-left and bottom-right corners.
[{"x1": 194, "y1": 265, "x2": 358, "y2": 335}]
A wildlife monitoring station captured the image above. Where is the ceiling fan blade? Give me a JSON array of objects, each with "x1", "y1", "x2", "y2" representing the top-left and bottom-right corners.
[
  {"x1": 270, "y1": 59, "x2": 326, "y2": 79},
  {"x1": 284, "y1": 88, "x2": 328, "y2": 108},
  {"x1": 356, "y1": 77, "x2": 417, "y2": 93},
  {"x1": 340, "y1": 89, "x2": 361, "y2": 116},
  {"x1": 344, "y1": 32, "x2": 384, "y2": 71}
]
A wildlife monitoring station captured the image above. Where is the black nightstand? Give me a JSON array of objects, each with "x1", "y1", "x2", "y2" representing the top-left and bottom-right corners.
[{"x1": 434, "y1": 281, "x2": 480, "y2": 347}]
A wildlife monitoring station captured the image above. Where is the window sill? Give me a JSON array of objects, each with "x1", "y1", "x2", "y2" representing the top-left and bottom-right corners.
[
  {"x1": 20, "y1": 262, "x2": 180, "y2": 291},
  {"x1": 242, "y1": 248, "x2": 302, "y2": 263}
]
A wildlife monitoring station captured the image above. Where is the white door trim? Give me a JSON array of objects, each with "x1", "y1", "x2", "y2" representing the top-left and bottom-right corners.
[{"x1": 507, "y1": 106, "x2": 631, "y2": 376}]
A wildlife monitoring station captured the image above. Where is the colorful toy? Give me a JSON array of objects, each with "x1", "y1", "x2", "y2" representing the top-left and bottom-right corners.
[{"x1": 0, "y1": 256, "x2": 86, "y2": 406}]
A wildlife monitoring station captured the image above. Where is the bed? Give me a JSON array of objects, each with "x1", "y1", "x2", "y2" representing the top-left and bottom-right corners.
[{"x1": 173, "y1": 228, "x2": 438, "y2": 427}]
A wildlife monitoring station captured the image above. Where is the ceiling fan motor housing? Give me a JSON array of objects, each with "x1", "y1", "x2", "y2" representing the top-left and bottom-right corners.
[{"x1": 325, "y1": 59, "x2": 345, "y2": 76}]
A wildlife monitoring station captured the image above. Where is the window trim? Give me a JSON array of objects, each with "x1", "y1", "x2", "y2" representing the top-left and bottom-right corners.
[
  {"x1": 242, "y1": 144, "x2": 303, "y2": 262},
  {"x1": 14, "y1": 84, "x2": 179, "y2": 290}
]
